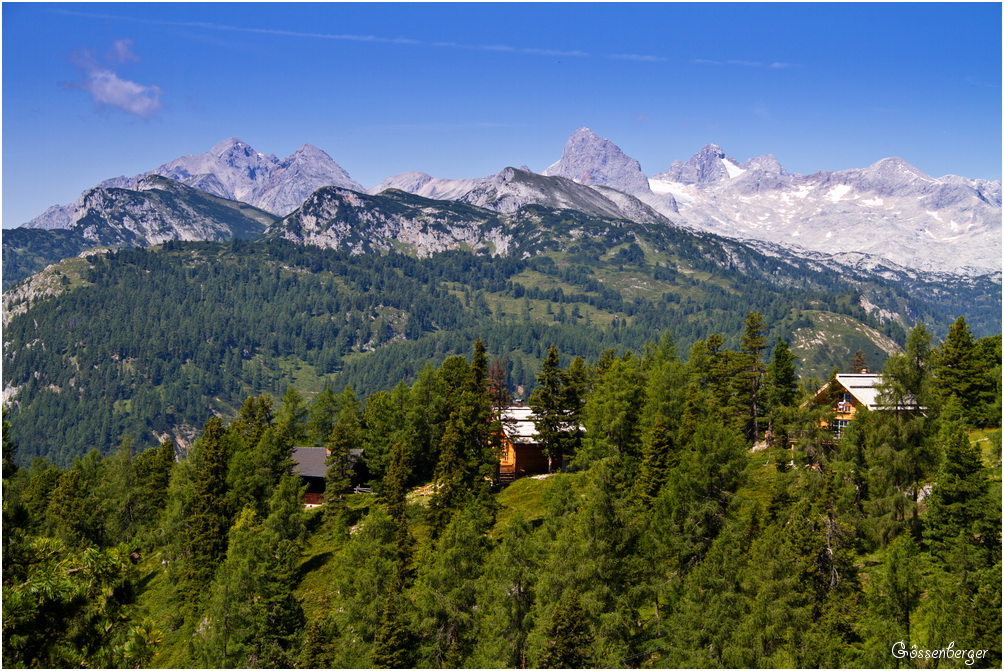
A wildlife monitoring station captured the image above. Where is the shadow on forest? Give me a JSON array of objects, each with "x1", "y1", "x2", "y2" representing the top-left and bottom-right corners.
[{"x1": 297, "y1": 552, "x2": 332, "y2": 583}]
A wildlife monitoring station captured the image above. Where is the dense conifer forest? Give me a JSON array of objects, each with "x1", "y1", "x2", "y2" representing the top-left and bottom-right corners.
[
  {"x1": 3, "y1": 317, "x2": 1000, "y2": 668},
  {"x1": 4, "y1": 236, "x2": 999, "y2": 467}
]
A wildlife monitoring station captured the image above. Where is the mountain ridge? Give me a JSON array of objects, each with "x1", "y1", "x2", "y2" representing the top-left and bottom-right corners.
[{"x1": 14, "y1": 130, "x2": 1002, "y2": 276}]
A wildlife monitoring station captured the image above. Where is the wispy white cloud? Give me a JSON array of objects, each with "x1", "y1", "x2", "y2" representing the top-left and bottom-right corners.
[
  {"x1": 693, "y1": 58, "x2": 797, "y2": 70},
  {"x1": 610, "y1": 53, "x2": 667, "y2": 63},
  {"x1": 108, "y1": 38, "x2": 139, "y2": 64},
  {"x1": 66, "y1": 43, "x2": 162, "y2": 119},
  {"x1": 51, "y1": 9, "x2": 671, "y2": 62}
]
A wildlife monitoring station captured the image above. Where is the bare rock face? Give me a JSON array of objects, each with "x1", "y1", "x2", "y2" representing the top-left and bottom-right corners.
[
  {"x1": 543, "y1": 127, "x2": 652, "y2": 195},
  {"x1": 273, "y1": 186, "x2": 512, "y2": 257},
  {"x1": 460, "y1": 167, "x2": 669, "y2": 224},
  {"x1": 654, "y1": 144, "x2": 737, "y2": 185},
  {"x1": 69, "y1": 175, "x2": 275, "y2": 247},
  {"x1": 22, "y1": 138, "x2": 363, "y2": 228},
  {"x1": 371, "y1": 171, "x2": 485, "y2": 201}
]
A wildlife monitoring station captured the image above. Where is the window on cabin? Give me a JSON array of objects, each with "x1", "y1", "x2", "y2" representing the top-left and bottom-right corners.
[{"x1": 832, "y1": 419, "x2": 850, "y2": 438}]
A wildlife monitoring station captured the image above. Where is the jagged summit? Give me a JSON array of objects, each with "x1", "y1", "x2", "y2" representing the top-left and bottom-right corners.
[
  {"x1": 649, "y1": 142, "x2": 1000, "y2": 273},
  {"x1": 210, "y1": 137, "x2": 250, "y2": 155},
  {"x1": 543, "y1": 127, "x2": 651, "y2": 195},
  {"x1": 654, "y1": 143, "x2": 745, "y2": 185},
  {"x1": 22, "y1": 139, "x2": 363, "y2": 228}
]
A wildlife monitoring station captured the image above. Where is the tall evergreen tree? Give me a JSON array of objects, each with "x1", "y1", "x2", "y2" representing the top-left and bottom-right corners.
[
  {"x1": 529, "y1": 344, "x2": 569, "y2": 473},
  {"x1": 924, "y1": 404, "x2": 1000, "y2": 560},
  {"x1": 932, "y1": 316, "x2": 985, "y2": 424},
  {"x1": 325, "y1": 405, "x2": 361, "y2": 523},
  {"x1": 179, "y1": 416, "x2": 231, "y2": 606},
  {"x1": 537, "y1": 592, "x2": 592, "y2": 669},
  {"x1": 739, "y1": 311, "x2": 768, "y2": 441},
  {"x1": 764, "y1": 337, "x2": 799, "y2": 446}
]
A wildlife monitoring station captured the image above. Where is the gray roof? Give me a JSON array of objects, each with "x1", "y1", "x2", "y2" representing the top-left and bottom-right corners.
[
  {"x1": 292, "y1": 446, "x2": 327, "y2": 478},
  {"x1": 292, "y1": 446, "x2": 365, "y2": 479},
  {"x1": 501, "y1": 405, "x2": 582, "y2": 444}
]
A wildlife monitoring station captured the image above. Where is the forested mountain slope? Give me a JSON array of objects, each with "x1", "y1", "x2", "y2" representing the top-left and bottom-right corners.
[
  {"x1": 3, "y1": 325, "x2": 1000, "y2": 668},
  {"x1": 3, "y1": 188, "x2": 998, "y2": 466}
]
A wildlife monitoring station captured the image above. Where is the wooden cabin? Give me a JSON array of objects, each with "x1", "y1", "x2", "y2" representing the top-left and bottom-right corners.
[
  {"x1": 809, "y1": 373, "x2": 919, "y2": 438},
  {"x1": 292, "y1": 446, "x2": 366, "y2": 506},
  {"x1": 499, "y1": 405, "x2": 552, "y2": 482},
  {"x1": 292, "y1": 446, "x2": 327, "y2": 505}
]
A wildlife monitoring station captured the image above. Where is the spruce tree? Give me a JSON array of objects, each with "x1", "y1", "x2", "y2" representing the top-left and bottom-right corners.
[
  {"x1": 382, "y1": 441, "x2": 414, "y2": 575},
  {"x1": 635, "y1": 416, "x2": 675, "y2": 504},
  {"x1": 371, "y1": 589, "x2": 412, "y2": 669},
  {"x1": 739, "y1": 311, "x2": 768, "y2": 441},
  {"x1": 932, "y1": 316, "x2": 984, "y2": 423},
  {"x1": 764, "y1": 337, "x2": 799, "y2": 447},
  {"x1": 537, "y1": 592, "x2": 592, "y2": 669},
  {"x1": 850, "y1": 349, "x2": 868, "y2": 373},
  {"x1": 924, "y1": 404, "x2": 999, "y2": 560},
  {"x1": 325, "y1": 406, "x2": 361, "y2": 523},
  {"x1": 180, "y1": 416, "x2": 231, "y2": 605},
  {"x1": 530, "y1": 344, "x2": 568, "y2": 473}
]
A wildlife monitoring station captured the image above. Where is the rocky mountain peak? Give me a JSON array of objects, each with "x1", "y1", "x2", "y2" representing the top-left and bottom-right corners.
[
  {"x1": 742, "y1": 153, "x2": 788, "y2": 176},
  {"x1": 654, "y1": 143, "x2": 742, "y2": 185},
  {"x1": 862, "y1": 157, "x2": 932, "y2": 183},
  {"x1": 697, "y1": 143, "x2": 726, "y2": 161},
  {"x1": 210, "y1": 137, "x2": 254, "y2": 158},
  {"x1": 290, "y1": 144, "x2": 332, "y2": 161},
  {"x1": 543, "y1": 127, "x2": 651, "y2": 195}
]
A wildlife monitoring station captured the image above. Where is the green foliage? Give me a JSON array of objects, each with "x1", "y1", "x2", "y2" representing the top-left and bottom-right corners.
[
  {"x1": 10, "y1": 228, "x2": 992, "y2": 468},
  {"x1": 3, "y1": 312, "x2": 1000, "y2": 669},
  {"x1": 537, "y1": 592, "x2": 593, "y2": 669}
]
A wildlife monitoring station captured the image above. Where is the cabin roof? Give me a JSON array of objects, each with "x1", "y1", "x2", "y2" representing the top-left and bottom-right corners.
[
  {"x1": 292, "y1": 446, "x2": 327, "y2": 478},
  {"x1": 813, "y1": 373, "x2": 920, "y2": 411},
  {"x1": 501, "y1": 405, "x2": 583, "y2": 443},
  {"x1": 502, "y1": 405, "x2": 539, "y2": 443},
  {"x1": 292, "y1": 446, "x2": 364, "y2": 478},
  {"x1": 834, "y1": 373, "x2": 884, "y2": 410}
]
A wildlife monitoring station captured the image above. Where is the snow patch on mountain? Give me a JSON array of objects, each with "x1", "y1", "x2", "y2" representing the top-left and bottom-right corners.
[{"x1": 649, "y1": 145, "x2": 1001, "y2": 275}]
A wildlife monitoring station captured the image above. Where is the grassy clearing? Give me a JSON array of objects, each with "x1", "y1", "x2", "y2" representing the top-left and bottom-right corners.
[
  {"x1": 129, "y1": 550, "x2": 196, "y2": 668},
  {"x1": 970, "y1": 427, "x2": 1002, "y2": 475},
  {"x1": 493, "y1": 471, "x2": 586, "y2": 534}
]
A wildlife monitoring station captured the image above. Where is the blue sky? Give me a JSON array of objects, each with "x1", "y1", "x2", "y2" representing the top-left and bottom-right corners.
[{"x1": 3, "y1": 2, "x2": 1001, "y2": 227}]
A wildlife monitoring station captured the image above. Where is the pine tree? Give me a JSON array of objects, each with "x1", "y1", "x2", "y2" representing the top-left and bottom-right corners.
[
  {"x1": 924, "y1": 403, "x2": 999, "y2": 560},
  {"x1": 932, "y1": 316, "x2": 984, "y2": 424},
  {"x1": 850, "y1": 349, "x2": 868, "y2": 373},
  {"x1": 179, "y1": 416, "x2": 231, "y2": 606},
  {"x1": 530, "y1": 344, "x2": 568, "y2": 473},
  {"x1": 537, "y1": 592, "x2": 592, "y2": 669},
  {"x1": 413, "y1": 501, "x2": 492, "y2": 667},
  {"x1": 764, "y1": 337, "x2": 799, "y2": 447},
  {"x1": 276, "y1": 386, "x2": 308, "y2": 443},
  {"x1": 325, "y1": 406, "x2": 361, "y2": 522},
  {"x1": 3, "y1": 410, "x2": 18, "y2": 479},
  {"x1": 371, "y1": 589, "x2": 412, "y2": 669},
  {"x1": 634, "y1": 416, "x2": 675, "y2": 504},
  {"x1": 382, "y1": 441, "x2": 414, "y2": 575},
  {"x1": 739, "y1": 311, "x2": 768, "y2": 441},
  {"x1": 470, "y1": 518, "x2": 543, "y2": 668}
]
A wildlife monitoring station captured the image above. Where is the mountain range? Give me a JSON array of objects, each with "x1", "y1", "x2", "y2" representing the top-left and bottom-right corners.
[
  {"x1": 14, "y1": 129, "x2": 1000, "y2": 278},
  {"x1": 22, "y1": 138, "x2": 360, "y2": 230}
]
